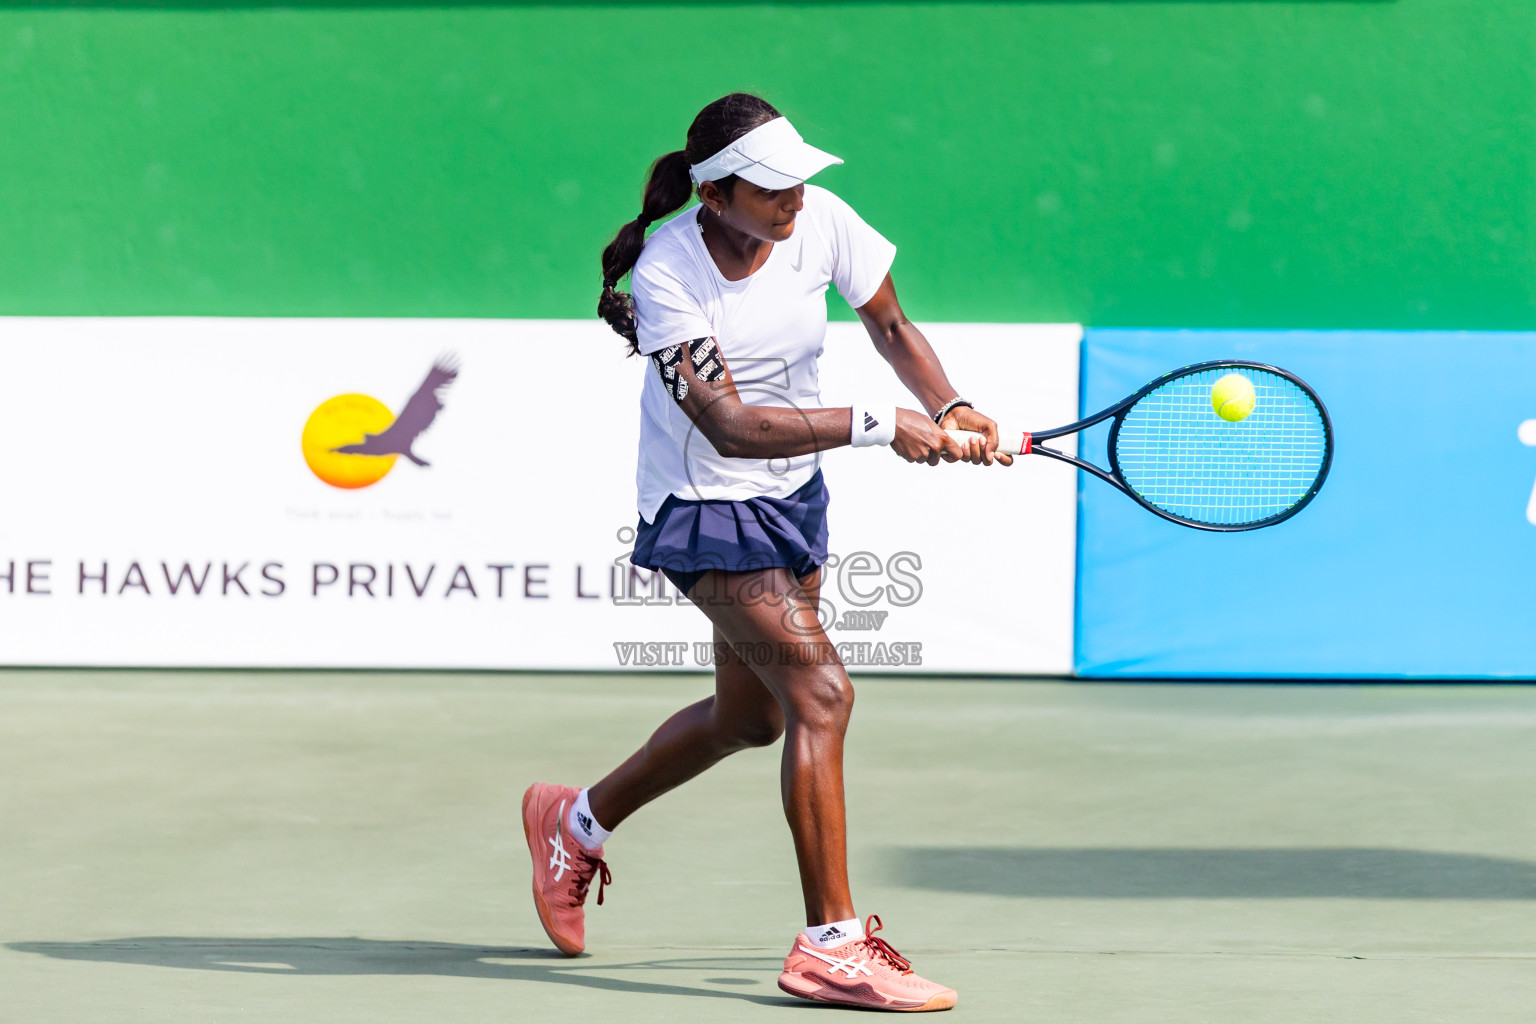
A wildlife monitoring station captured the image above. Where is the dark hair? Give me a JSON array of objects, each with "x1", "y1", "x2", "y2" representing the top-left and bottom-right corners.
[{"x1": 599, "y1": 93, "x2": 781, "y2": 354}]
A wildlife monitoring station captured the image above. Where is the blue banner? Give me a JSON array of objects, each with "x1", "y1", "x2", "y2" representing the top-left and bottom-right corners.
[{"x1": 1076, "y1": 330, "x2": 1536, "y2": 678}]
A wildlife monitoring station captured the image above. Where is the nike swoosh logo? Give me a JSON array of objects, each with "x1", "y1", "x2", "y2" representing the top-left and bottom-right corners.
[{"x1": 790, "y1": 239, "x2": 804, "y2": 272}]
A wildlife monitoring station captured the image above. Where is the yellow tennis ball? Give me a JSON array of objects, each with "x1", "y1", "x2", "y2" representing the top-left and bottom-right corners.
[{"x1": 1210, "y1": 373, "x2": 1257, "y2": 422}]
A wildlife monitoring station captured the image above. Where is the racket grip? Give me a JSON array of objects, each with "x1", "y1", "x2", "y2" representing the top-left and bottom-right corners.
[{"x1": 945, "y1": 429, "x2": 1031, "y2": 456}]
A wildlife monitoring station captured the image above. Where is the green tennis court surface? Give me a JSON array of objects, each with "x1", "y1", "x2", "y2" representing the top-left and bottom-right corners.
[{"x1": 4, "y1": 672, "x2": 1535, "y2": 1022}]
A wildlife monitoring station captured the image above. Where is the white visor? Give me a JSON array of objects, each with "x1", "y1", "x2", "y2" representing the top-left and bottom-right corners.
[{"x1": 688, "y1": 117, "x2": 843, "y2": 190}]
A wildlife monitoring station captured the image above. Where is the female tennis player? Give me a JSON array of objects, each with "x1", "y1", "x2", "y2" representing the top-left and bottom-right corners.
[{"x1": 523, "y1": 93, "x2": 1009, "y2": 1012}]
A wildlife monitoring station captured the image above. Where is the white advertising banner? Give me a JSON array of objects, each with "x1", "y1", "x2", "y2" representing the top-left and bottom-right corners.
[{"x1": 0, "y1": 318, "x2": 1079, "y2": 673}]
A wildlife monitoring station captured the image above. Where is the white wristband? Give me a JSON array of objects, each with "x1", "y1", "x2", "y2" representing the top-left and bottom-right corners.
[{"x1": 850, "y1": 403, "x2": 898, "y2": 447}]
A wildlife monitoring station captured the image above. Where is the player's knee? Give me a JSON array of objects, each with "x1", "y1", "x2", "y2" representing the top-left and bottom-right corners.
[
  {"x1": 735, "y1": 708, "x2": 786, "y2": 748},
  {"x1": 786, "y1": 670, "x2": 854, "y2": 733}
]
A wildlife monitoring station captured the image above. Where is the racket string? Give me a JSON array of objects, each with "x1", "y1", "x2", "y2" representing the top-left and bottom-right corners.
[{"x1": 1112, "y1": 368, "x2": 1328, "y2": 526}]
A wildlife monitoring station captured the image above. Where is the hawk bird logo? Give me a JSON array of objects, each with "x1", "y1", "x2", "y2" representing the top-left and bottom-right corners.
[{"x1": 330, "y1": 359, "x2": 458, "y2": 468}]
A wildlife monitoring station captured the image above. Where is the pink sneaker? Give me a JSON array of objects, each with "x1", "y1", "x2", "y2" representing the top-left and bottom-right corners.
[
  {"x1": 521, "y1": 782, "x2": 611, "y2": 956},
  {"x1": 778, "y1": 915, "x2": 957, "y2": 1012}
]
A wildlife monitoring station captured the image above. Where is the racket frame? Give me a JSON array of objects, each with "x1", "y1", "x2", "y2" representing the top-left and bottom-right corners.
[{"x1": 1025, "y1": 359, "x2": 1334, "y2": 532}]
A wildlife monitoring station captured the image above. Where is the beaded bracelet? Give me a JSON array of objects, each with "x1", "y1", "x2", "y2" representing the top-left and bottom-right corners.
[{"x1": 932, "y1": 397, "x2": 973, "y2": 425}]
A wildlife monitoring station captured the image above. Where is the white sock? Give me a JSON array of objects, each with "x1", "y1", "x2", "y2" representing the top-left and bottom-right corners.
[
  {"x1": 806, "y1": 918, "x2": 863, "y2": 949},
  {"x1": 567, "y1": 788, "x2": 611, "y2": 851}
]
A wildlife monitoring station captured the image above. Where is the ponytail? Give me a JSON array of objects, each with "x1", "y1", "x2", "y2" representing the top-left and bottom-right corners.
[
  {"x1": 599, "y1": 150, "x2": 693, "y2": 355},
  {"x1": 600, "y1": 93, "x2": 781, "y2": 355}
]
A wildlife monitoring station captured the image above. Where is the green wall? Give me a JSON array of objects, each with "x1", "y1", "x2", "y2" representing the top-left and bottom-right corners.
[{"x1": 1, "y1": 1, "x2": 1531, "y2": 327}]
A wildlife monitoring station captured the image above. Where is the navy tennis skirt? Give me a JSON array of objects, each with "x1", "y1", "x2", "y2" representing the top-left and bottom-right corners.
[{"x1": 631, "y1": 470, "x2": 830, "y2": 597}]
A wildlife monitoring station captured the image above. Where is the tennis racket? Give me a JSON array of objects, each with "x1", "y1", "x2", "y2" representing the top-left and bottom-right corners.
[{"x1": 948, "y1": 360, "x2": 1333, "y2": 531}]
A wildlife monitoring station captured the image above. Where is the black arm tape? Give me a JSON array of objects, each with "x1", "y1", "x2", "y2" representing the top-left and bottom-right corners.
[{"x1": 652, "y1": 337, "x2": 725, "y2": 404}]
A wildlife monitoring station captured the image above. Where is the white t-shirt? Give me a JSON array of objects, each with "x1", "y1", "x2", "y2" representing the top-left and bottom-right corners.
[{"x1": 630, "y1": 184, "x2": 897, "y2": 521}]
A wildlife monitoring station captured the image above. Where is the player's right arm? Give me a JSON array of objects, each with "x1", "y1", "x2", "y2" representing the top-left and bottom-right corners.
[{"x1": 654, "y1": 338, "x2": 954, "y2": 463}]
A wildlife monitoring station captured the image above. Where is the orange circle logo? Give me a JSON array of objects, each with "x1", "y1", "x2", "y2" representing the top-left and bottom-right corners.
[
  {"x1": 301, "y1": 359, "x2": 458, "y2": 489},
  {"x1": 301, "y1": 394, "x2": 399, "y2": 489}
]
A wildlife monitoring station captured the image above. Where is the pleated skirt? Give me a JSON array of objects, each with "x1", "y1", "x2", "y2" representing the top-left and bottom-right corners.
[{"x1": 630, "y1": 470, "x2": 830, "y2": 593}]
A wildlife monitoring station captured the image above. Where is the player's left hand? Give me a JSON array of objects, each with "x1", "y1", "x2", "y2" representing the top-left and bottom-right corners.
[{"x1": 941, "y1": 406, "x2": 1014, "y2": 466}]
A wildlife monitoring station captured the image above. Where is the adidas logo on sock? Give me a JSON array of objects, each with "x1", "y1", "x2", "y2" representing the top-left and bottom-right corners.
[
  {"x1": 817, "y1": 926, "x2": 846, "y2": 943},
  {"x1": 576, "y1": 812, "x2": 594, "y2": 836},
  {"x1": 862, "y1": 413, "x2": 879, "y2": 431}
]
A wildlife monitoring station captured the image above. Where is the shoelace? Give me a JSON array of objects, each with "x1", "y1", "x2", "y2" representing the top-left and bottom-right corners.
[
  {"x1": 858, "y1": 915, "x2": 912, "y2": 974},
  {"x1": 548, "y1": 823, "x2": 612, "y2": 907},
  {"x1": 571, "y1": 853, "x2": 612, "y2": 907}
]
